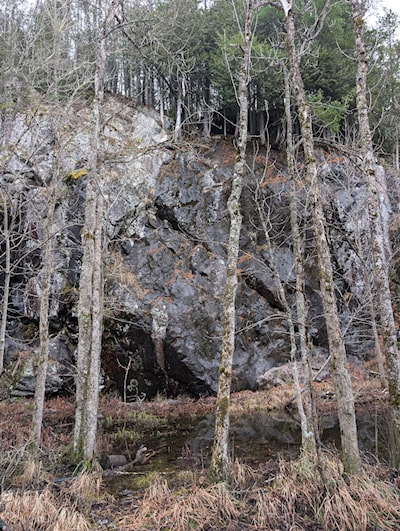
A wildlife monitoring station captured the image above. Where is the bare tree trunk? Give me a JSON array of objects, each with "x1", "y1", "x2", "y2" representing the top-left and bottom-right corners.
[
  {"x1": 174, "y1": 76, "x2": 184, "y2": 141},
  {"x1": 0, "y1": 191, "x2": 11, "y2": 374},
  {"x1": 209, "y1": 0, "x2": 253, "y2": 482},
  {"x1": 282, "y1": 0, "x2": 361, "y2": 474},
  {"x1": 282, "y1": 64, "x2": 317, "y2": 458},
  {"x1": 255, "y1": 170, "x2": 315, "y2": 455},
  {"x1": 202, "y1": 82, "x2": 212, "y2": 138},
  {"x1": 31, "y1": 180, "x2": 57, "y2": 449},
  {"x1": 259, "y1": 110, "x2": 266, "y2": 147},
  {"x1": 351, "y1": 0, "x2": 400, "y2": 467},
  {"x1": 74, "y1": 0, "x2": 118, "y2": 464},
  {"x1": 159, "y1": 76, "x2": 165, "y2": 128}
]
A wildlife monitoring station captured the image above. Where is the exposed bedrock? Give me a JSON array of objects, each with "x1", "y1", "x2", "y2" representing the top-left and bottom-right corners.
[{"x1": 1, "y1": 99, "x2": 398, "y2": 399}]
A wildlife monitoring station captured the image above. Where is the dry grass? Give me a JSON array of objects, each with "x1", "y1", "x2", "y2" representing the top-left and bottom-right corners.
[
  {"x1": 0, "y1": 488, "x2": 90, "y2": 531},
  {"x1": 62, "y1": 472, "x2": 102, "y2": 503},
  {"x1": 0, "y1": 386, "x2": 398, "y2": 530},
  {"x1": 248, "y1": 454, "x2": 400, "y2": 531},
  {"x1": 120, "y1": 473, "x2": 242, "y2": 530},
  {"x1": 118, "y1": 453, "x2": 400, "y2": 531},
  {"x1": 13, "y1": 457, "x2": 52, "y2": 487},
  {"x1": 322, "y1": 474, "x2": 400, "y2": 531}
]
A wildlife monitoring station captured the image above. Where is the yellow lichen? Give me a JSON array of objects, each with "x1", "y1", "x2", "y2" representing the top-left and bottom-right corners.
[{"x1": 64, "y1": 168, "x2": 88, "y2": 182}]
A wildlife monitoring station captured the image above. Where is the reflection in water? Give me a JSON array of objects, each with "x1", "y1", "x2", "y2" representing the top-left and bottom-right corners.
[{"x1": 103, "y1": 410, "x2": 390, "y2": 495}]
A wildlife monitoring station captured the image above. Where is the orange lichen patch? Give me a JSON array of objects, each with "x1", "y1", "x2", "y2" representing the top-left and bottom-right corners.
[
  {"x1": 393, "y1": 310, "x2": 400, "y2": 328},
  {"x1": 105, "y1": 252, "x2": 150, "y2": 297},
  {"x1": 255, "y1": 153, "x2": 268, "y2": 165},
  {"x1": 316, "y1": 147, "x2": 346, "y2": 165},
  {"x1": 256, "y1": 243, "x2": 270, "y2": 253},
  {"x1": 348, "y1": 363, "x2": 368, "y2": 382},
  {"x1": 325, "y1": 153, "x2": 346, "y2": 164},
  {"x1": 220, "y1": 143, "x2": 237, "y2": 165},
  {"x1": 187, "y1": 243, "x2": 207, "y2": 260},
  {"x1": 151, "y1": 295, "x2": 173, "y2": 307},
  {"x1": 180, "y1": 269, "x2": 194, "y2": 281},
  {"x1": 261, "y1": 173, "x2": 288, "y2": 187}
]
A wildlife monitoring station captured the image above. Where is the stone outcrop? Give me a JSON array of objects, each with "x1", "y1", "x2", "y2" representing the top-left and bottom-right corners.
[{"x1": 0, "y1": 97, "x2": 397, "y2": 399}]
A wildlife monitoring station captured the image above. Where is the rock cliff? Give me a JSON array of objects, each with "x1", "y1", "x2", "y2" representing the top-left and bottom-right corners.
[{"x1": 0, "y1": 97, "x2": 398, "y2": 399}]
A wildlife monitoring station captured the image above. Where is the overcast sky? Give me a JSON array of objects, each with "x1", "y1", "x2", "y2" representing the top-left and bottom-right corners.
[{"x1": 382, "y1": 0, "x2": 400, "y2": 14}]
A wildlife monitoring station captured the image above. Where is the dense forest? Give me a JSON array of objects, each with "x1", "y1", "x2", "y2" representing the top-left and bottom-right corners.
[
  {"x1": 2, "y1": 1, "x2": 400, "y2": 529},
  {"x1": 1, "y1": 0, "x2": 400, "y2": 154}
]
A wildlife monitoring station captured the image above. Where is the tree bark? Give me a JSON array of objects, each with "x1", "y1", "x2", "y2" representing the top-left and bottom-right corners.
[
  {"x1": 0, "y1": 192, "x2": 11, "y2": 374},
  {"x1": 209, "y1": 0, "x2": 253, "y2": 482},
  {"x1": 73, "y1": 0, "x2": 118, "y2": 463},
  {"x1": 351, "y1": 0, "x2": 400, "y2": 467},
  {"x1": 282, "y1": 64, "x2": 317, "y2": 458},
  {"x1": 31, "y1": 179, "x2": 57, "y2": 449},
  {"x1": 174, "y1": 76, "x2": 184, "y2": 141},
  {"x1": 282, "y1": 0, "x2": 361, "y2": 474}
]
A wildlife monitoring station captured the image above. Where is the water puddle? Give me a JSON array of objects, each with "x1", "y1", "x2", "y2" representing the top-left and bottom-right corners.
[{"x1": 102, "y1": 409, "x2": 390, "y2": 496}]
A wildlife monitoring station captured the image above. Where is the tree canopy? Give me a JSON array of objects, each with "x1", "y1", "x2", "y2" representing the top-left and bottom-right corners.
[{"x1": 1, "y1": 0, "x2": 399, "y2": 156}]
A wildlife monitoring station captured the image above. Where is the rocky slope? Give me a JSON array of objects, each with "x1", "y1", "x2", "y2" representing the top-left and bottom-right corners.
[{"x1": 1, "y1": 97, "x2": 398, "y2": 399}]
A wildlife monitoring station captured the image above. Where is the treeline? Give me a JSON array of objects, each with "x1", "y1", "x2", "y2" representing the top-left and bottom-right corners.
[{"x1": 1, "y1": 0, "x2": 400, "y2": 157}]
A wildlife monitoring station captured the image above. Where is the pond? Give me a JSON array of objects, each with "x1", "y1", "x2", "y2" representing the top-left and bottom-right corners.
[{"x1": 102, "y1": 407, "x2": 391, "y2": 496}]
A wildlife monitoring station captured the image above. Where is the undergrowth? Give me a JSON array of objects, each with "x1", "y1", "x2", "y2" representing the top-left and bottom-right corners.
[
  {"x1": 1, "y1": 389, "x2": 399, "y2": 530},
  {"x1": 119, "y1": 455, "x2": 400, "y2": 531}
]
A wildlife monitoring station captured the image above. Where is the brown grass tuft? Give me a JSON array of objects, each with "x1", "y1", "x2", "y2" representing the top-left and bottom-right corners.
[
  {"x1": 323, "y1": 474, "x2": 400, "y2": 531},
  {"x1": 228, "y1": 459, "x2": 256, "y2": 490},
  {"x1": 116, "y1": 453, "x2": 400, "y2": 530},
  {"x1": 249, "y1": 454, "x2": 400, "y2": 531},
  {"x1": 62, "y1": 472, "x2": 102, "y2": 502},
  {"x1": 120, "y1": 473, "x2": 241, "y2": 530},
  {"x1": 0, "y1": 488, "x2": 90, "y2": 531},
  {"x1": 13, "y1": 458, "x2": 50, "y2": 487}
]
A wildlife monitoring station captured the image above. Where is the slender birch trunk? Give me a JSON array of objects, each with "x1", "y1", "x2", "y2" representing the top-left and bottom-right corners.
[
  {"x1": 282, "y1": 64, "x2": 317, "y2": 458},
  {"x1": 282, "y1": 0, "x2": 361, "y2": 474},
  {"x1": 351, "y1": 0, "x2": 400, "y2": 466},
  {"x1": 31, "y1": 179, "x2": 57, "y2": 449},
  {"x1": 209, "y1": 0, "x2": 253, "y2": 482},
  {"x1": 74, "y1": 0, "x2": 118, "y2": 463},
  {"x1": 255, "y1": 172, "x2": 315, "y2": 456},
  {"x1": 0, "y1": 192, "x2": 11, "y2": 374},
  {"x1": 174, "y1": 76, "x2": 184, "y2": 141}
]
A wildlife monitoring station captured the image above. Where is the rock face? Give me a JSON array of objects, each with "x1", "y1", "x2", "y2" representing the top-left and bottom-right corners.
[{"x1": 0, "y1": 98, "x2": 397, "y2": 399}]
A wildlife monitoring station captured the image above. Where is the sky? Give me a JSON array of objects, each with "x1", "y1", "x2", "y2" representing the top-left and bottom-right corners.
[
  {"x1": 368, "y1": 0, "x2": 400, "y2": 33},
  {"x1": 382, "y1": 0, "x2": 400, "y2": 15}
]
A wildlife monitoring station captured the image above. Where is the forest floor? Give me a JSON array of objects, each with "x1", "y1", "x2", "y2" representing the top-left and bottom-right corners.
[{"x1": 1, "y1": 374, "x2": 400, "y2": 530}]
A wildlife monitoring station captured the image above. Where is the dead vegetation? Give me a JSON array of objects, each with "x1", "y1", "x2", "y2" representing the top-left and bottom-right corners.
[
  {"x1": 119, "y1": 455, "x2": 400, "y2": 531},
  {"x1": 0, "y1": 381, "x2": 399, "y2": 530},
  {"x1": 1, "y1": 487, "x2": 91, "y2": 531},
  {"x1": 2, "y1": 450, "x2": 399, "y2": 530}
]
